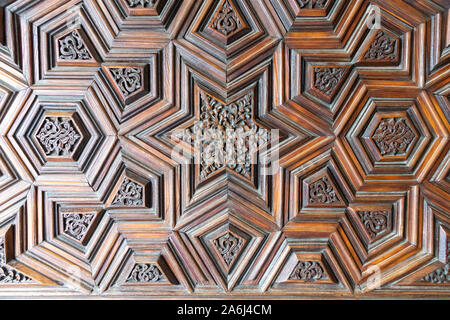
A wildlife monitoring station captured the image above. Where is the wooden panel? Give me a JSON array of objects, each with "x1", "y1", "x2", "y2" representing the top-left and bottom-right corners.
[{"x1": 0, "y1": 0, "x2": 448, "y2": 298}]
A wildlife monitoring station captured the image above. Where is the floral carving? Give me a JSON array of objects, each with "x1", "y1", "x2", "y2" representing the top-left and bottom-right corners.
[
  {"x1": 58, "y1": 30, "x2": 91, "y2": 60},
  {"x1": 421, "y1": 241, "x2": 449, "y2": 284},
  {"x1": 357, "y1": 210, "x2": 391, "y2": 239},
  {"x1": 0, "y1": 266, "x2": 33, "y2": 284},
  {"x1": 213, "y1": 232, "x2": 244, "y2": 267},
  {"x1": 364, "y1": 31, "x2": 398, "y2": 61},
  {"x1": 289, "y1": 261, "x2": 325, "y2": 281},
  {"x1": 62, "y1": 213, "x2": 95, "y2": 241},
  {"x1": 309, "y1": 176, "x2": 340, "y2": 204},
  {"x1": 210, "y1": 0, "x2": 243, "y2": 36},
  {"x1": 298, "y1": 0, "x2": 329, "y2": 8},
  {"x1": 126, "y1": 263, "x2": 164, "y2": 283},
  {"x1": 126, "y1": 0, "x2": 157, "y2": 8},
  {"x1": 182, "y1": 91, "x2": 269, "y2": 180},
  {"x1": 0, "y1": 237, "x2": 33, "y2": 284},
  {"x1": 372, "y1": 117, "x2": 416, "y2": 156},
  {"x1": 112, "y1": 178, "x2": 144, "y2": 207},
  {"x1": 313, "y1": 67, "x2": 346, "y2": 97},
  {"x1": 36, "y1": 117, "x2": 81, "y2": 156},
  {"x1": 109, "y1": 67, "x2": 143, "y2": 97}
]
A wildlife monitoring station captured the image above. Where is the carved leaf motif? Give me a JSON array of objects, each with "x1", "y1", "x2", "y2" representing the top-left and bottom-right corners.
[
  {"x1": 58, "y1": 30, "x2": 91, "y2": 60},
  {"x1": 112, "y1": 178, "x2": 144, "y2": 207},
  {"x1": 213, "y1": 232, "x2": 244, "y2": 267},
  {"x1": 309, "y1": 176, "x2": 340, "y2": 204},
  {"x1": 36, "y1": 117, "x2": 81, "y2": 156},
  {"x1": 183, "y1": 91, "x2": 269, "y2": 180},
  {"x1": 298, "y1": 0, "x2": 329, "y2": 9},
  {"x1": 289, "y1": 261, "x2": 324, "y2": 281},
  {"x1": 109, "y1": 67, "x2": 143, "y2": 97},
  {"x1": 364, "y1": 31, "x2": 398, "y2": 61},
  {"x1": 62, "y1": 213, "x2": 95, "y2": 241},
  {"x1": 372, "y1": 117, "x2": 416, "y2": 156},
  {"x1": 420, "y1": 241, "x2": 450, "y2": 284},
  {"x1": 313, "y1": 67, "x2": 346, "y2": 97},
  {"x1": 210, "y1": 0, "x2": 243, "y2": 36},
  {"x1": 126, "y1": 263, "x2": 164, "y2": 283},
  {"x1": 357, "y1": 210, "x2": 391, "y2": 239},
  {"x1": 126, "y1": 0, "x2": 157, "y2": 8}
]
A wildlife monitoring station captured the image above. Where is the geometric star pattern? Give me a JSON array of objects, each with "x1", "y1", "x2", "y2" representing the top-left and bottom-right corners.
[{"x1": 0, "y1": 0, "x2": 448, "y2": 298}]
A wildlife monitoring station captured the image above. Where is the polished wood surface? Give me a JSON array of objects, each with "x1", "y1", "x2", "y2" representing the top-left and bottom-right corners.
[{"x1": 0, "y1": 0, "x2": 448, "y2": 298}]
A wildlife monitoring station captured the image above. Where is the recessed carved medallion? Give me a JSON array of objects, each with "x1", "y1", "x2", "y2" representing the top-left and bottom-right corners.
[
  {"x1": 372, "y1": 117, "x2": 416, "y2": 156},
  {"x1": 313, "y1": 67, "x2": 346, "y2": 97},
  {"x1": 36, "y1": 117, "x2": 81, "y2": 157},
  {"x1": 213, "y1": 232, "x2": 244, "y2": 267},
  {"x1": 126, "y1": 263, "x2": 164, "y2": 283},
  {"x1": 363, "y1": 31, "x2": 398, "y2": 61},
  {"x1": 289, "y1": 261, "x2": 325, "y2": 281},
  {"x1": 210, "y1": 0, "x2": 244, "y2": 36},
  {"x1": 62, "y1": 213, "x2": 95, "y2": 241},
  {"x1": 112, "y1": 178, "x2": 144, "y2": 207},
  {"x1": 309, "y1": 176, "x2": 340, "y2": 204},
  {"x1": 58, "y1": 30, "x2": 91, "y2": 60},
  {"x1": 109, "y1": 67, "x2": 143, "y2": 97},
  {"x1": 357, "y1": 210, "x2": 391, "y2": 239},
  {"x1": 298, "y1": 0, "x2": 329, "y2": 9}
]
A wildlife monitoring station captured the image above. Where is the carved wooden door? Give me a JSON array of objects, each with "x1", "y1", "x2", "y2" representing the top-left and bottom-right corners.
[{"x1": 0, "y1": 0, "x2": 448, "y2": 299}]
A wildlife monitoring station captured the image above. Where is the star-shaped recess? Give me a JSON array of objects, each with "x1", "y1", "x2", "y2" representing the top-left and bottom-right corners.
[{"x1": 169, "y1": 85, "x2": 272, "y2": 191}]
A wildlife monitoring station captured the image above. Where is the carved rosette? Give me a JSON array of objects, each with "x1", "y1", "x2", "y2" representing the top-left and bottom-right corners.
[
  {"x1": 210, "y1": 0, "x2": 244, "y2": 36},
  {"x1": 62, "y1": 213, "x2": 95, "y2": 241},
  {"x1": 126, "y1": 0, "x2": 157, "y2": 8},
  {"x1": 363, "y1": 31, "x2": 398, "y2": 61},
  {"x1": 313, "y1": 67, "x2": 346, "y2": 97},
  {"x1": 36, "y1": 117, "x2": 81, "y2": 157},
  {"x1": 308, "y1": 176, "x2": 340, "y2": 204},
  {"x1": 58, "y1": 30, "x2": 91, "y2": 60},
  {"x1": 357, "y1": 210, "x2": 391, "y2": 239},
  {"x1": 112, "y1": 178, "x2": 144, "y2": 207},
  {"x1": 183, "y1": 91, "x2": 269, "y2": 180},
  {"x1": 297, "y1": 0, "x2": 329, "y2": 9},
  {"x1": 213, "y1": 232, "x2": 244, "y2": 267},
  {"x1": 109, "y1": 67, "x2": 143, "y2": 97},
  {"x1": 289, "y1": 261, "x2": 325, "y2": 281},
  {"x1": 372, "y1": 117, "x2": 416, "y2": 156},
  {"x1": 126, "y1": 263, "x2": 164, "y2": 283}
]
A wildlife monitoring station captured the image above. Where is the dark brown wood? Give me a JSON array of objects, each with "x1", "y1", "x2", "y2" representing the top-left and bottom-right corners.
[{"x1": 0, "y1": 0, "x2": 448, "y2": 298}]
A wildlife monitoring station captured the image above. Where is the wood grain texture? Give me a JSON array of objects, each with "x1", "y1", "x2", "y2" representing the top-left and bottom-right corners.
[{"x1": 0, "y1": 0, "x2": 448, "y2": 298}]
